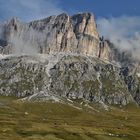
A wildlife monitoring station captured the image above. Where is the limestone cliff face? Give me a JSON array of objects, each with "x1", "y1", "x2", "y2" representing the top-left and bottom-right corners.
[
  {"x1": 71, "y1": 13, "x2": 99, "y2": 56},
  {"x1": 0, "y1": 12, "x2": 133, "y2": 64},
  {"x1": 0, "y1": 13, "x2": 123, "y2": 62},
  {"x1": 0, "y1": 13, "x2": 100, "y2": 56},
  {"x1": 98, "y1": 40, "x2": 112, "y2": 61}
]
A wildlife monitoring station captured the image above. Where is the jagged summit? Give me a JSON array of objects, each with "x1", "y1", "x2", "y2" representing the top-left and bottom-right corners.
[
  {"x1": 0, "y1": 12, "x2": 136, "y2": 63},
  {"x1": 7, "y1": 17, "x2": 20, "y2": 23},
  {"x1": 0, "y1": 12, "x2": 106, "y2": 58}
]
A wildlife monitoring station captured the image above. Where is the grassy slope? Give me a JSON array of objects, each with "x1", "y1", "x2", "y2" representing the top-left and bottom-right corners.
[{"x1": 0, "y1": 96, "x2": 140, "y2": 140}]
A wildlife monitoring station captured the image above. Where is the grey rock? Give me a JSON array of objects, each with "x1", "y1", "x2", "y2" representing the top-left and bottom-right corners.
[{"x1": 0, "y1": 54, "x2": 135, "y2": 105}]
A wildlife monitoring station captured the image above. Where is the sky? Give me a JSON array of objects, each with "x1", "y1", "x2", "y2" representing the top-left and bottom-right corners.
[
  {"x1": 61, "y1": 0, "x2": 140, "y2": 19},
  {"x1": 0, "y1": 0, "x2": 140, "y2": 21},
  {"x1": 0, "y1": 0, "x2": 140, "y2": 59}
]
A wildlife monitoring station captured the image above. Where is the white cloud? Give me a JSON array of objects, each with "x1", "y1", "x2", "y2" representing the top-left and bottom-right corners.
[
  {"x1": 97, "y1": 16, "x2": 140, "y2": 60},
  {"x1": 0, "y1": 0, "x2": 64, "y2": 21}
]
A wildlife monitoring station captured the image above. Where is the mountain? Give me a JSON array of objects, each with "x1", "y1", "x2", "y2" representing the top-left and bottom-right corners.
[{"x1": 0, "y1": 13, "x2": 140, "y2": 106}]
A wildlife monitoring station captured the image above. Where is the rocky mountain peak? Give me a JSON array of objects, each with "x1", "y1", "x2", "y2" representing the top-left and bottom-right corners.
[
  {"x1": 0, "y1": 12, "x2": 131, "y2": 63},
  {"x1": 0, "y1": 12, "x2": 101, "y2": 56},
  {"x1": 7, "y1": 17, "x2": 20, "y2": 25},
  {"x1": 6, "y1": 17, "x2": 21, "y2": 32},
  {"x1": 71, "y1": 12, "x2": 99, "y2": 39}
]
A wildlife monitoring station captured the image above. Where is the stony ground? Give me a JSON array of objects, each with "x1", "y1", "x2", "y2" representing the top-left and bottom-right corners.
[
  {"x1": 0, "y1": 96, "x2": 140, "y2": 140},
  {"x1": 0, "y1": 54, "x2": 135, "y2": 105}
]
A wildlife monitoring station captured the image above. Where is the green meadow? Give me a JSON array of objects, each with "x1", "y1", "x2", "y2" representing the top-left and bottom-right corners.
[{"x1": 0, "y1": 96, "x2": 140, "y2": 140}]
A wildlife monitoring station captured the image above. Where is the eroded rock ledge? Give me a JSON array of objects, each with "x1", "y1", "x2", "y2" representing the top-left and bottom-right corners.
[{"x1": 0, "y1": 54, "x2": 137, "y2": 105}]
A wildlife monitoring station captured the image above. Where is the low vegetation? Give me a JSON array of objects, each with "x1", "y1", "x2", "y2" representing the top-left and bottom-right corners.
[{"x1": 0, "y1": 96, "x2": 140, "y2": 140}]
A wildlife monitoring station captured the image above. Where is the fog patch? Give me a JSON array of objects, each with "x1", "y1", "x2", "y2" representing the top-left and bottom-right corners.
[{"x1": 97, "y1": 16, "x2": 140, "y2": 60}]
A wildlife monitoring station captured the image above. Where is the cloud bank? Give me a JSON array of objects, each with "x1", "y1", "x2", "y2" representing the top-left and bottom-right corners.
[
  {"x1": 0, "y1": 0, "x2": 64, "y2": 21},
  {"x1": 97, "y1": 16, "x2": 140, "y2": 60},
  {"x1": 8, "y1": 25, "x2": 48, "y2": 55}
]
